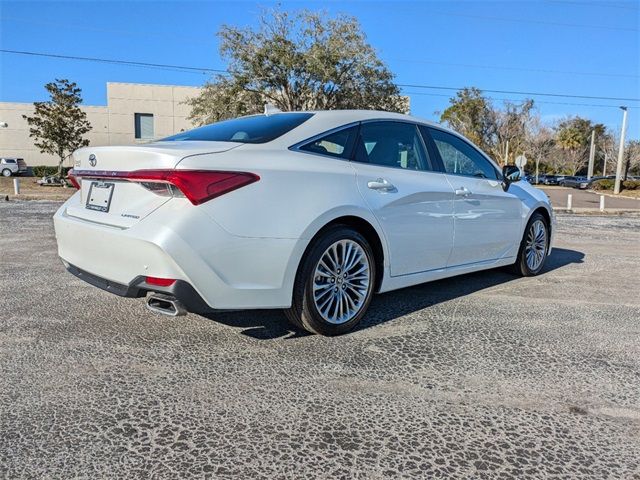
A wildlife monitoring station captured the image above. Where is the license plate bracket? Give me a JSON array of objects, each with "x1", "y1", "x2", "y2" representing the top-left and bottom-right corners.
[{"x1": 86, "y1": 181, "x2": 115, "y2": 212}]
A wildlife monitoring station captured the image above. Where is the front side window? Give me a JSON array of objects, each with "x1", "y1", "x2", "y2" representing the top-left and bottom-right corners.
[
  {"x1": 161, "y1": 113, "x2": 313, "y2": 144},
  {"x1": 427, "y1": 128, "x2": 498, "y2": 180},
  {"x1": 134, "y1": 113, "x2": 154, "y2": 140},
  {"x1": 354, "y1": 122, "x2": 432, "y2": 171},
  {"x1": 298, "y1": 126, "x2": 358, "y2": 159}
]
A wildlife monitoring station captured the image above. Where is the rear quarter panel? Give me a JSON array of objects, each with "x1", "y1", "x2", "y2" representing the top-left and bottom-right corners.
[
  {"x1": 177, "y1": 149, "x2": 382, "y2": 241},
  {"x1": 178, "y1": 148, "x2": 392, "y2": 299}
]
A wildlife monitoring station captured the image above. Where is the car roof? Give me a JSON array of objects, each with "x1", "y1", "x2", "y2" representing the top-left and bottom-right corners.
[{"x1": 255, "y1": 109, "x2": 451, "y2": 148}]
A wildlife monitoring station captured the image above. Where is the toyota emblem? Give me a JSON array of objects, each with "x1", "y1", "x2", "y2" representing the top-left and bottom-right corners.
[{"x1": 89, "y1": 154, "x2": 97, "y2": 167}]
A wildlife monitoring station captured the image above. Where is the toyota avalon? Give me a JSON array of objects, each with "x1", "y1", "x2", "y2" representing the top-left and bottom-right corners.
[{"x1": 54, "y1": 110, "x2": 554, "y2": 335}]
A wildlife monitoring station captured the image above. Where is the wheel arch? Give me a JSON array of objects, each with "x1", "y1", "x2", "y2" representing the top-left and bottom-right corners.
[
  {"x1": 525, "y1": 204, "x2": 554, "y2": 254},
  {"x1": 290, "y1": 210, "x2": 388, "y2": 295},
  {"x1": 312, "y1": 215, "x2": 385, "y2": 292},
  {"x1": 529, "y1": 205, "x2": 552, "y2": 232}
]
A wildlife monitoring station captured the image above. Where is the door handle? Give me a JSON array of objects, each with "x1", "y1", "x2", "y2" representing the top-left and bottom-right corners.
[
  {"x1": 455, "y1": 187, "x2": 471, "y2": 197},
  {"x1": 367, "y1": 178, "x2": 396, "y2": 192}
]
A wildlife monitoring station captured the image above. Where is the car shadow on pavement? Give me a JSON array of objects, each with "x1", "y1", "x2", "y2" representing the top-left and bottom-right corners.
[{"x1": 200, "y1": 248, "x2": 584, "y2": 340}]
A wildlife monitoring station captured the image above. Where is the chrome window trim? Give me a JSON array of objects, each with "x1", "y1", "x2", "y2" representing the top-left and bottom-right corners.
[{"x1": 290, "y1": 119, "x2": 446, "y2": 175}]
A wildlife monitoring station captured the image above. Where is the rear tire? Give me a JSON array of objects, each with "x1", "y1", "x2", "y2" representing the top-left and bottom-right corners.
[
  {"x1": 285, "y1": 226, "x2": 376, "y2": 336},
  {"x1": 511, "y1": 212, "x2": 549, "y2": 276}
]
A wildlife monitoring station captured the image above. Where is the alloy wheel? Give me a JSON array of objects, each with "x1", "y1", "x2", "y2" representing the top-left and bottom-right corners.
[
  {"x1": 525, "y1": 219, "x2": 547, "y2": 271},
  {"x1": 312, "y1": 239, "x2": 371, "y2": 325}
]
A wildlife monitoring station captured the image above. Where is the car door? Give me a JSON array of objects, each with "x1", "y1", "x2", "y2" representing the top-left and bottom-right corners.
[
  {"x1": 351, "y1": 121, "x2": 455, "y2": 276},
  {"x1": 423, "y1": 126, "x2": 522, "y2": 267}
]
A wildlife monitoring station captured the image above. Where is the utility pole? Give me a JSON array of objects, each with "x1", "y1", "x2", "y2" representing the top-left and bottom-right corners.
[
  {"x1": 587, "y1": 130, "x2": 596, "y2": 180},
  {"x1": 614, "y1": 107, "x2": 628, "y2": 195}
]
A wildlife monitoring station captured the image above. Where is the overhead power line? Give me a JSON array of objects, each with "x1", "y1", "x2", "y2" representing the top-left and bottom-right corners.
[
  {"x1": 397, "y1": 83, "x2": 640, "y2": 102},
  {"x1": 403, "y1": 91, "x2": 640, "y2": 109},
  {"x1": 2, "y1": 48, "x2": 638, "y2": 105},
  {"x1": 388, "y1": 58, "x2": 639, "y2": 79},
  {"x1": 0, "y1": 49, "x2": 224, "y2": 74}
]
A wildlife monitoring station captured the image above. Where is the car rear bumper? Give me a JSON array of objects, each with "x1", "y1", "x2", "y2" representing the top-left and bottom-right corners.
[
  {"x1": 64, "y1": 262, "x2": 211, "y2": 312},
  {"x1": 53, "y1": 193, "x2": 302, "y2": 310}
]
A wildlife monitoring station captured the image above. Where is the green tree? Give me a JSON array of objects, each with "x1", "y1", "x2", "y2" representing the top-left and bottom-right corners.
[
  {"x1": 188, "y1": 8, "x2": 407, "y2": 125},
  {"x1": 555, "y1": 117, "x2": 605, "y2": 175},
  {"x1": 439, "y1": 87, "x2": 496, "y2": 154},
  {"x1": 23, "y1": 79, "x2": 92, "y2": 176}
]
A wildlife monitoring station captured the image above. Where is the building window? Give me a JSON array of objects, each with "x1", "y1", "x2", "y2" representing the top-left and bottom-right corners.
[{"x1": 134, "y1": 113, "x2": 154, "y2": 139}]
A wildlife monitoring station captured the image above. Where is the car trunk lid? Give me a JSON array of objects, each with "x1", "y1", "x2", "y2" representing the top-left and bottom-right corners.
[{"x1": 66, "y1": 142, "x2": 243, "y2": 228}]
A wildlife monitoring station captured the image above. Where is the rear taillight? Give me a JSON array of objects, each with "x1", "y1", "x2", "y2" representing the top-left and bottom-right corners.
[
  {"x1": 67, "y1": 169, "x2": 80, "y2": 189},
  {"x1": 71, "y1": 170, "x2": 259, "y2": 205}
]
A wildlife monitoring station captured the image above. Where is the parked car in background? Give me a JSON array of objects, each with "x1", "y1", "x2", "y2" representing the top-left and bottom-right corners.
[
  {"x1": 525, "y1": 173, "x2": 545, "y2": 185},
  {"x1": 532, "y1": 174, "x2": 550, "y2": 185},
  {"x1": 558, "y1": 176, "x2": 580, "y2": 187},
  {"x1": 563, "y1": 177, "x2": 588, "y2": 188},
  {"x1": 541, "y1": 175, "x2": 560, "y2": 185},
  {"x1": 55, "y1": 110, "x2": 554, "y2": 336},
  {"x1": 1, "y1": 157, "x2": 27, "y2": 177}
]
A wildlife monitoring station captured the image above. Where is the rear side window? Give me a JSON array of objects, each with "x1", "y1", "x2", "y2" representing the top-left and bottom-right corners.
[
  {"x1": 354, "y1": 121, "x2": 432, "y2": 171},
  {"x1": 298, "y1": 126, "x2": 358, "y2": 159},
  {"x1": 161, "y1": 113, "x2": 313, "y2": 144}
]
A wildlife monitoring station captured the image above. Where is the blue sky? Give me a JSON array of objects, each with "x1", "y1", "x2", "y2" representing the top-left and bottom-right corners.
[{"x1": 1, "y1": 0, "x2": 639, "y2": 139}]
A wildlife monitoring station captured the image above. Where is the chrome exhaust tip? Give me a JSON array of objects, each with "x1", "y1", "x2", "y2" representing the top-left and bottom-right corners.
[{"x1": 146, "y1": 293, "x2": 187, "y2": 317}]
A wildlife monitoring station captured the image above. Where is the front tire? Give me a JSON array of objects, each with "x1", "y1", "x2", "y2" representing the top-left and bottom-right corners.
[
  {"x1": 2, "y1": 169, "x2": 12, "y2": 177},
  {"x1": 285, "y1": 226, "x2": 376, "y2": 336},
  {"x1": 512, "y1": 212, "x2": 549, "y2": 276}
]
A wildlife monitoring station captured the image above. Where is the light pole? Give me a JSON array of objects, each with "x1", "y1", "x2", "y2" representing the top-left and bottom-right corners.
[
  {"x1": 587, "y1": 129, "x2": 595, "y2": 180},
  {"x1": 614, "y1": 107, "x2": 628, "y2": 195}
]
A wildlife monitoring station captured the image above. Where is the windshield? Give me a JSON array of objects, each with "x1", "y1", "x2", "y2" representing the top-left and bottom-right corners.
[{"x1": 161, "y1": 113, "x2": 314, "y2": 144}]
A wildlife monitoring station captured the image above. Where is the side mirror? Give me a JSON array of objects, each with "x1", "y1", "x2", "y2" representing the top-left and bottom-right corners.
[{"x1": 502, "y1": 165, "x2": 521, "y2": 191}]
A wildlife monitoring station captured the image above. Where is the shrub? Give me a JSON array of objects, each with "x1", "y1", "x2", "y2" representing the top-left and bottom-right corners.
[
  {"x1": 32, "y1": 166, "x2": 72, "y2": 177},
  {"x1": 591, "y1": 178, "x2": 640, "y2": 191},
  {"x1": 591, "y1": 179, "x2": 614, "y2": 190}
]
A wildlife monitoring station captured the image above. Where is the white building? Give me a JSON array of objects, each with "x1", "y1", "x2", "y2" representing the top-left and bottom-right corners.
[{"x1": 0, "y1": 82, "x2": 201, "y2": 167}]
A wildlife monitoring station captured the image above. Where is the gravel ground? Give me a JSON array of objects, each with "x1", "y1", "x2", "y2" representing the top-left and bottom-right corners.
[{"x1": 1, "y1": 201, "x2": 639, "y2": 479}]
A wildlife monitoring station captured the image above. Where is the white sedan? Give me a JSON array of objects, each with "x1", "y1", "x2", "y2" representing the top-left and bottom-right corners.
[{"x1": 54, "y1": 110, "x2": 554, "y2": 335}]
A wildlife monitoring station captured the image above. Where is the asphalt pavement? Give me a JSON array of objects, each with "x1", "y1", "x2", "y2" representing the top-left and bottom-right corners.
[{"x1": 1, "y1": 200, "x2": 639, "y2": 479}]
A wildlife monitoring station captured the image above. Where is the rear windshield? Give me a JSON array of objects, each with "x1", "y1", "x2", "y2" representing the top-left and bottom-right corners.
[{"x1": 161, "y1": 113, "x2": 314, "y2": 144}]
